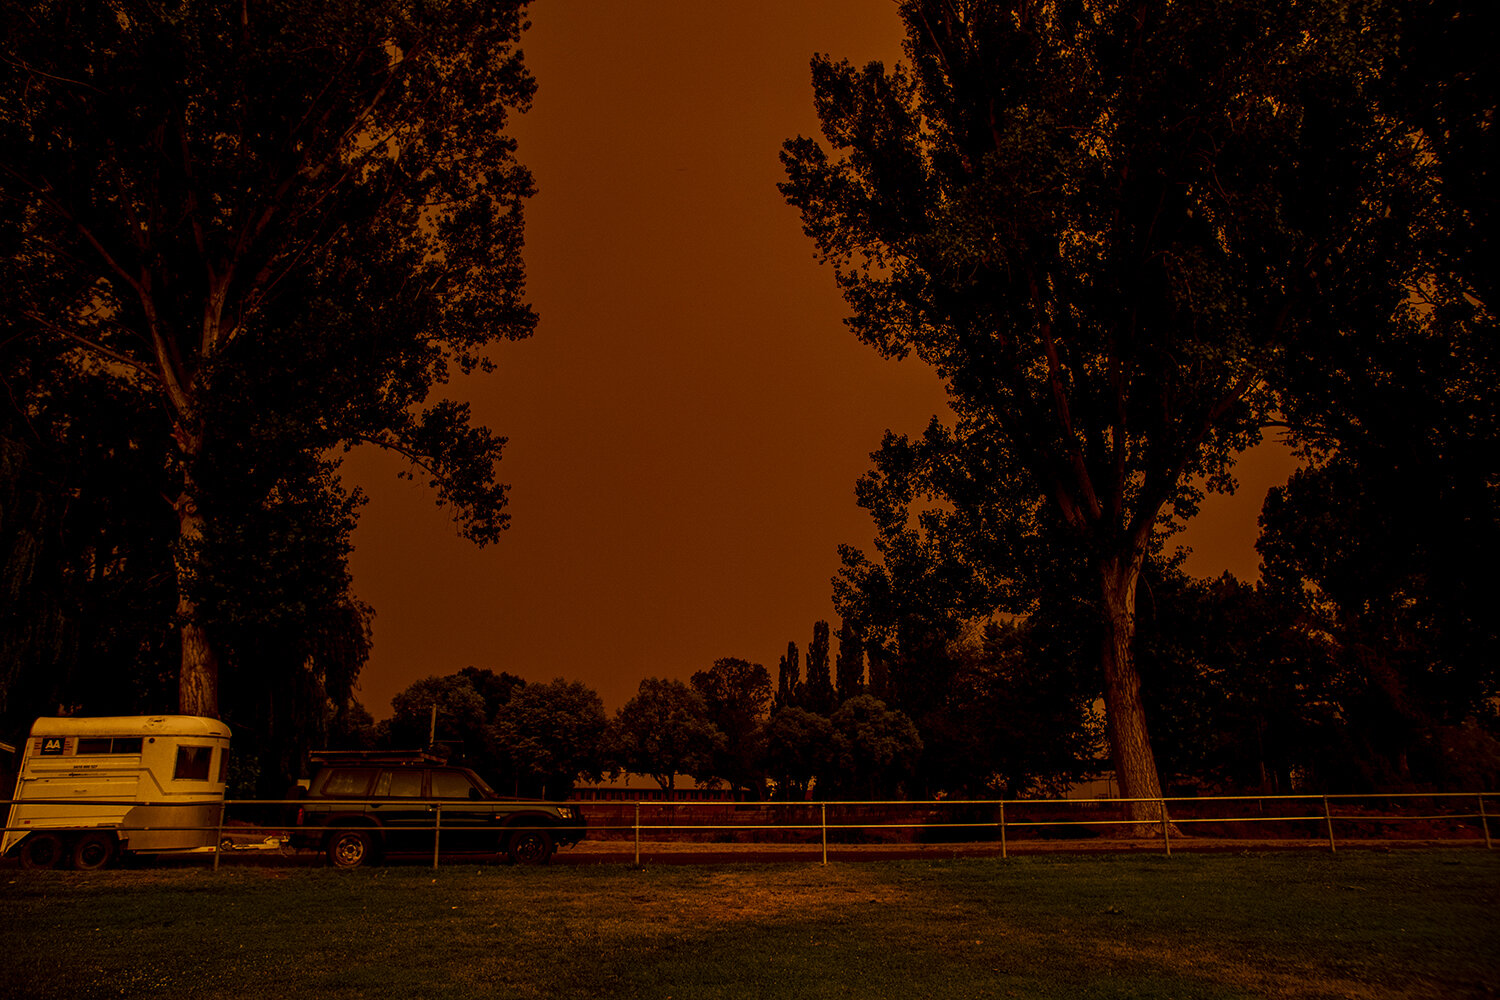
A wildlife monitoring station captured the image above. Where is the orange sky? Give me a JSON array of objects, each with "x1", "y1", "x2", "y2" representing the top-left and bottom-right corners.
[{"x1": 343, "y1": 2, "x2": 1296, "y2": 717}]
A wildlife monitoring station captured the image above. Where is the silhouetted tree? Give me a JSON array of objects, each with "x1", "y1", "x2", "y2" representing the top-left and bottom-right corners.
[
  {"x1": 385, "y1": 674, "x2": 492, "y2": 758},
  {"x1": 690, "y1": 657, "x2": 773, "y2": 798},
  {"x1": 1, "y1": 364, "x2": 179, "y2": 741},
  {"x1": 609, "y1": 678, "x2": 724, "y2": 796},
  {"x1": 757, "y1": 706, "x2": 835, "y2": 801},
  {"x1": 378, "y1": 669, "x2": 531, "y2": 787},
  {"x1": 826, "y1": 696, "x2": 923, "y2": 801},
  {"x1": 916, "y1": 622, "x2": 1102, "y2": 799},
  {"x1": 1232, "y1": 0, "x2": 1500, "y2": 791},
  {"x1": 833, "y1": 425, "x2": 1014, "y2": 730},
  {"x1": 326, "y1": 700, "x2": 379, "y2": 753},
  {"x1": 460, "y1": 667, "x2": 530, "y2": 725},
  {"x1": 803, "y1": 621, "x2": 836, "y2": 714},
  {"x1": 0, "y1": 323, "x2": 373, "y2": 787},
  {"x1": 1127, "y1": 568, "x2": 1337, "y2": 794},
  {"x1": 866, "y1": 647, "x2": 891, "y2": 703},
  {"x1": 774, "y1": 641, "x2": 801, "y2": 711},
  {"x1": 834, "y1": 620, "x2": 866, "y2": 703},
  {"x1": 0, "y1": 0, "x2": 537, "y2": 717},
  {"x1": 490, "y1": 679, "x2": 609, "y2": 800},
  {"x1": 1257, "y1": 461, "x2": 1500, "y2": 790},
  {"x1": 782, "y1": 0, "x2": 1411, "y2": 821}
]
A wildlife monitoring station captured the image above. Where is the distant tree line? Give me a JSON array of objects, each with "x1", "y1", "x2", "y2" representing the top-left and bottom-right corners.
[{"x1": 340, "y1": 648, "x2": 925, "y2": 802}]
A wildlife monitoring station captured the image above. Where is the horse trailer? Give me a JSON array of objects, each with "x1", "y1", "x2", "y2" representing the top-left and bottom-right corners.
[{"x1": 2, "y1": 715, "x2": 231, "y2": 869}]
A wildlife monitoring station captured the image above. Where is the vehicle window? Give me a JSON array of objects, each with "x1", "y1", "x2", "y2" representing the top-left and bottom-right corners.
[
  {"x1": 380, "y1": 769, "x2": 423, "y2": 798},
  {"x1": 321, "y1": 768, "x2": 376, "y2": 797},
  {"x1": 173, "y1": 745, "x2": 212, "y2": 780},
  {"x1": 430, "y1": 770, "x2": 478, "y2": 800},
  {"x1": 469, "y1": 772, "x2": 499, "y2": 799}
]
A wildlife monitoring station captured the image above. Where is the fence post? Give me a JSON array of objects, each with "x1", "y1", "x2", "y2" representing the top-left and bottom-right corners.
[
  {"x1": 432, "y1": 803, "x2": 442, "y2": 870},
  {"x1": 821, "y1": 802, "x2": 828, "y2": 866},
  {"x1": 1480, "y1": 794, "x2": 1493, "y2": 851},
  {"x1": 633, "y1": 800, "x2": 641, "y2": 867},
  {"x1": 998, "y1": 800, "x2": 1007, "y2": 860},
  {"x1": 1322, "y1": 795, "x2": 1336, "y2": 853},
  {"x1": 1160, "y1": 799, "x2": 1171, "y2": 857},
  {"x1": 214, "y1": 803, "x2": 228, "y2": 869}
]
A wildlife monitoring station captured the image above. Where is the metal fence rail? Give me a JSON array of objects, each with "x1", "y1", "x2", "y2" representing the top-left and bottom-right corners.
[
  {"x1": 578, "y1": 792, "x2": 1496, "y2": 863},
  {"x1": 3, "y1": 791, "x2": 1493, "y2": 869}
]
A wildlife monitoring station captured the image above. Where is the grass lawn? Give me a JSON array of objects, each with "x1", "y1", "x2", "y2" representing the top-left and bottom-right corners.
[{"x1": 2, "y1": 851, "x2": 1496, "y2": 999}]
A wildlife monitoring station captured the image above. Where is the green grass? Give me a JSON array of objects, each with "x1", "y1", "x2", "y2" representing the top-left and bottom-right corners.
[{"x1": 3, "y1": 852, "x2": 1497, "y2": 999}]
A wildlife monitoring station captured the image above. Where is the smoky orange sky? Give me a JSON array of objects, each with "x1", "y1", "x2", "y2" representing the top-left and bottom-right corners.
[{"x1": 342, "y1": 1, "x2": 1296, "y2": 718}]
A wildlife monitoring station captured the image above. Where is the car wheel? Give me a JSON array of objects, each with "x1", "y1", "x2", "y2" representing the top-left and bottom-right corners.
[
  {"x1": 19, "y1": 832, "x2": 65, "y2": 870},
  {"x1": 326, "y1": 829, "x2": 377, "y2": 868},
  {"x1": 506, "y1": 829, "x2": 554, "y2": 865},
  {"x1": 71, "y1": 832, "x2": 116, "y2": 871}
]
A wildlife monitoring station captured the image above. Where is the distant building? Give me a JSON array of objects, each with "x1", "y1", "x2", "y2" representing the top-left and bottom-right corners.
[
  {"x1": 1062, "y1": 773, "x2": 1119, "y2": 800},
  {"x1": 570, "y1": 774, "x2": 744, "y2": 802}
]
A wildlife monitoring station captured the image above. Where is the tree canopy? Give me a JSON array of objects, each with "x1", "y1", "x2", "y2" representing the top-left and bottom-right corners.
[
  {"x1": 610, "y1": 678, "x2": 724, "y2": 795},
  {"x1": 691, "y1": 657, "x2": 773, "y2": 797},
  {"x1": 0, "y1": 0, "x2": 536, "y2": 719},
  {"x1": 491, "y1": 679, "x2": 610, "y2": 800},
  {"x1": 781, "y1": 0, "x2": 1421, "y2": 818}
]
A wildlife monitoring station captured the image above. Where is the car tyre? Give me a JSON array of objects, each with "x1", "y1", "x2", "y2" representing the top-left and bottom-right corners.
[
  {"x1": 327, "y1": 829, "x2": 378, "y2": 868},
  {"x1": 71, "y1": 832, "x2": 116, "y2": 871},
  {"x1": 506, "y1": 829, "x2": 554, "y2": 865},
  {"x1": 19, "y1": 832, "x2": 65, "y2": 870}
]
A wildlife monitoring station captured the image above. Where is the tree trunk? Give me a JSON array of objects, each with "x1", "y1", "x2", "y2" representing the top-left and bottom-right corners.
[
  {"x1": 172, "y1": 425, "x2": 220, "y2": 719},
  {"x1": 1098, "y1": 554, "x2": 1166, "y2": 833}
]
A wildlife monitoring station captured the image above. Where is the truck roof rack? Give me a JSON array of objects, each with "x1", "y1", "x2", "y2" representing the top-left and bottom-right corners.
[{"x1": 308, "y1": 747, "x2": 450, "y2": 765}]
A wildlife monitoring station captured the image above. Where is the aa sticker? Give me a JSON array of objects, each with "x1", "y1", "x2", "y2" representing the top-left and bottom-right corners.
[{"x1": 39, "y1": 737, "x2": 65, "y2": 755}]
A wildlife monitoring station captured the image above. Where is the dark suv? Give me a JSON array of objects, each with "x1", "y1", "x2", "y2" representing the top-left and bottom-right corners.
[{"x1": 290, "y1": 751, "x2": 586, "y2": 867}]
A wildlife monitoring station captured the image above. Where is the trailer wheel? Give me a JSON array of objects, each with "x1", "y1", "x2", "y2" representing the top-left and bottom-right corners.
[
  {"x1": 71, "y1": 832, "x2": 116, "y2": 871},
  {"x1": 18, "y1": 832, "x2": 65, "y2": 870}
]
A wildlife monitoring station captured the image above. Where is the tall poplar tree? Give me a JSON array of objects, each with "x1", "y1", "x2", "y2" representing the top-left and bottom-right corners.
[
  {"x1": 774, "y1": 641, "x2": 801, "y2": 711},
  {"x1": 834, "y1": 620, "x2": 865, "y2": 702},
  {"x1": 804, "y1": 620, "x2": 836, "y2": 713},
  {"x1": 1, "y1": 0, "x2": 537, "y2": 717},
  {"x1": 782, "y1": 0, "x2": 1404, "y2": 820}
]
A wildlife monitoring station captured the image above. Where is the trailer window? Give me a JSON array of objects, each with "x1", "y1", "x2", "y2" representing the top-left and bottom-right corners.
[
  {"x1": 174, "y1": 744, "x2": 213, "y2": 780},
  {"x1": 76, "y1": 737, "x2": 144, "y2": 755}
]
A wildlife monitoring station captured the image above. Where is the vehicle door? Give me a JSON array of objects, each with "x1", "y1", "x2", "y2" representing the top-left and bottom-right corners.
[
  {"x1": 370, "y1": 768, "x2": 431, "y2": 854},
  {"x1": 315, "y1": 767, "x2": 377, "y2": 840},
  {"x1": 427, "y1": 769, "x2": 498, "y2": 854}
]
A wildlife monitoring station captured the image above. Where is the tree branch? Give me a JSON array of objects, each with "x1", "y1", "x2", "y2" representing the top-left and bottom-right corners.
[
  {"x1": 0, "y1": 51, "x2": 105, "y2": 94},
  {"x1": 19, "y1": 310, "x2": 162, "y2": 383}
]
